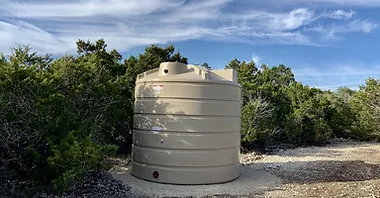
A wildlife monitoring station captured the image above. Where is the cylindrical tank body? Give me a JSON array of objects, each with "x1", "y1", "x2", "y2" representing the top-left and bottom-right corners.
[{"x1": 131, "y1": 62, "x2": 241, "y2": 184}]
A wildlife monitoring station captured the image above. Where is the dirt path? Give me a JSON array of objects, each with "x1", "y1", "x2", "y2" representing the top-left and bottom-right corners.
[
  {"x1": 241, "y1": 140, "x2": 380, "y2": 198},
  {"x1": 110, "y1": 140, "x2": 380, "y2": 197}
]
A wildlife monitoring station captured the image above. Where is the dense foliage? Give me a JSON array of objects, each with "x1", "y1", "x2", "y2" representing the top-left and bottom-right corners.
[
  {"x1": 0, "y1": 40, "x2": 187, "y2": 195},
  {"x1": 225, "y1": 59, "x2": 379, "y2": 148},
  {"x1": 1, "y1": 39, "x2": 379, "y2": 196}
]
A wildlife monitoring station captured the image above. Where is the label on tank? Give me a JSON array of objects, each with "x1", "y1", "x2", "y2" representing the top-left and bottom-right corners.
[
  {"x1": 152, "y1": 84, "x2": 164, "y2": 95},
  {"x1": 152, "y1": 126, "x2": 163, "y2": 131},
  {"x1": 151, "y1": 126, "x2": 163, "y2": 134}
]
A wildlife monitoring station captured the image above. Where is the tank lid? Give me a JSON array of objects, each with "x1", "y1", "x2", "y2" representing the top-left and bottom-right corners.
[{"x1": 136, "y1": 62, "x2": 240, "y2": 87}]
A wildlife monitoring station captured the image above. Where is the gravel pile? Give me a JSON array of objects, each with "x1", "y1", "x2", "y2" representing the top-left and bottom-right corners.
[
  {"x1": 1, "y1": 166, "x2": 132, "y2": 198},
  {"x1": 0, "y1": 166, "x2": 42, "y2": 198},
  {"x1": 42, "y1": 171, "x2": 131, "y2": 198}
]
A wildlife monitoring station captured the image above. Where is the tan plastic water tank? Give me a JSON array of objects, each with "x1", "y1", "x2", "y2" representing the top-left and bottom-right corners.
[{"x1": 131, "y1": 62, "x2": 241, "y2": 184}]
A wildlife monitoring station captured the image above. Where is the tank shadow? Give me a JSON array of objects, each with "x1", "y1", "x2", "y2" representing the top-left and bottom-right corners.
[{"x1": 133, "y1": 83, "x2": 187, "y2": 138}]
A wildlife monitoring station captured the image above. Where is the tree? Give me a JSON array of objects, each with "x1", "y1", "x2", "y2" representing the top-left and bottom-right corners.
[
  {"x1": 76, "y1": 39, "x2": 125, "y2": 76},
  {"x1": 0, "y1": 40, "x2": 130, "y2": 193},
  {"x1": 226, "y1": 60, "x2": 298, "y2": 146},
  {"x1": 322, "y1": 87, "x2": 356, "y2": 138},
  {"x1": 0, "y1": 46, "x2": 46, "y2": 182},
  {"x1": 125, "y1": 44, "x2": 188, "y2": 83},
  {"x1": 201, "y1": 62, "x2": 211, "y2": 70},
  {"x1": 241, "y1": 97, "x2": 277, "y2": 146},
  {"x1": 225, "y1": 59, "x2": 258, "y2": 105},
  {"x1": 5, "y1": 44, "x2": 53, "y2": 70},
  {"x1": 350, "y1": 78, "x2": 380, "y2": 140}
]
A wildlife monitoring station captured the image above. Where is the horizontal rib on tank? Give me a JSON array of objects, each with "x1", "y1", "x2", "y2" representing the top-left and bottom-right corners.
[
  {"x1": 134, "y1": 98, "x2": 240, "y2": 117},
  {"x1": 135, "y1": 82, "x2": 240, "y2": 101},
  {"x1": 131, "y1": 161, "x2": 240, "y2": 184},
  {"x1": 133, "y1": 114, "x2": 240, "y2": 133},
  {"x1": 132, "y1": 91, "x2": 240, "y2": 164},
  {"x1": 133, "y1": 130, "x2": 240, "y2": 149}
]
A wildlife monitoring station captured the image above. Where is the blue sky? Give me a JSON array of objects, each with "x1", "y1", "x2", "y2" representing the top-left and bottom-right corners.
[{"x1": 1, "y1": 0, "x2": 380, "y2": 90}]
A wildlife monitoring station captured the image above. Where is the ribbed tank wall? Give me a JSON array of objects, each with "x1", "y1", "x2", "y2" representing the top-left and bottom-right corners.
[{"x1": 131, "y1": 62, "x2": 241, "y2": 184}]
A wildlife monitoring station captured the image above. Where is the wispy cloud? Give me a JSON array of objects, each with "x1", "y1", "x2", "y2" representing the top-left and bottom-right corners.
[
  {"x1": 0, "y1": 20, "x2": 69, "y2": 54},
  {"x1": 0, "y1": 0, "x2": 378, "y2": 54},
  {"x1": 1, "y1": 0, "x2": 184, "y2": 18},
  {"x1": 293, "y1": 64, "x2": 380, "y2": 90},
  {"x1": 349, "y1": 20, "x2": 378, "y2": 33},
  {"x1": 252, "y1": 54, "x2": 261, "y2": 65},
  {"x1": 258, "y1": 0, "x2": 380, "y2": 7},
  {"x1": 323, "y1": 9, "x2": 355, "y2": 20},
  {"x1": 305, "y1": 19, "x2": 377, "y2": 39},
  {"x1": 317, "y1": 82, "x2": 365, "y2": 90},
  {"x1": 282, "y1": 8, "x2": 316, "y2": 30}
]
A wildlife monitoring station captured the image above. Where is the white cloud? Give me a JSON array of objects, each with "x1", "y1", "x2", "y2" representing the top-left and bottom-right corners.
[
  {"x1": 230, "y1": 8, "x2": 317, "y2": 31},
  {"x1": 0, "y1": 0, "x2": 224, "y2": 54},
  {"x1": 0, "y1": 20, "x2": 69, "y2": 54},
  {"x1": 317, "y1": 82, "x2": 364, "y2": 91},
  {"x1": 324, "y1": 9, "x2": 355, "y2": 19},
  {"x1": 0, "y1": 0, "x2": 184, "y2": 18},
  {"x1": 294, "y1": 68, "x2": 380, "y2": 77},
  {"x1": 252, "y1": 54, "x2": 261, "y2": 64},
  {"x1": 282, "y1": 8, "x2": 316, "y2": 29},
  {"x1": 349, "y1": 20, "x2": 378, "y2": 33},
  {"x1": 0, "y1": 0, "x2": 378, "y2": 54},
  {"x1": 293, "y1": 64, "x2": 380, "y2": 90},
  {"x1": 305, "y1": 19, "x2": 378, "y2": 39},
  {"x1": 258, "y1": 0, "x2": 380, "y2": 7}
]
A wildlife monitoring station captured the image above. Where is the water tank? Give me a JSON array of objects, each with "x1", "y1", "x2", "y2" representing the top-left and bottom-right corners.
[{"x1": 131, "y1": 62, "x2": 241, "y2": 184}]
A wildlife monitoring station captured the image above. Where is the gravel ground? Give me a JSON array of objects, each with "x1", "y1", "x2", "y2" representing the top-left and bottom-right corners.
[
  {"x1": 111, "y1": 139, "x2": 380, "y2": 198},
  {"x1": 0, "y1": 170, "x2": 131, "y2": 198},
  {"x1": 111, "y1": 164, "x2": 281, "y2": 198},
  {"x1": 246, "y1": 140, "x2": 380, "y2": 198},
  {"x1": 4, "y1": 140, "x2": 379, "y2": 198},
  {"x1": 43, "y1": 171, "x2": 132, "y2": 198}
]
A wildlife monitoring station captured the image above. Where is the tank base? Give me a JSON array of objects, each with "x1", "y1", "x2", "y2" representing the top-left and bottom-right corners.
[{"x1": 131, "y1": 161, "x2": 241, "y2": 185}]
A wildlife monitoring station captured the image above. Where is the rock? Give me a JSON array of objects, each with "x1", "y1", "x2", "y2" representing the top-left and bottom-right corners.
[{"x1": 40, "y1": 193, "x2": 47, "y2": 198}]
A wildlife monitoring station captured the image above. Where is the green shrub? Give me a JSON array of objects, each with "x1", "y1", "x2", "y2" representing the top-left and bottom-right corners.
[
  {"x1": 0, "y1": 41, "x2": 129, "y2": 193},
  {"x1": 47, "y1": 131, "x2": 117, "y2": 190},
  {"x1": 349, "y1": 78, "x2": 380, "y2": 141},
  {"x1": 241, "y1": 98, "x2": 277, "y2": 146},
  {"x1": 0, "y1": 40, "x2": 190, "y2": 195},
  {"x1": 0, "y1": 60, "x2": 47, "y2": 181}
]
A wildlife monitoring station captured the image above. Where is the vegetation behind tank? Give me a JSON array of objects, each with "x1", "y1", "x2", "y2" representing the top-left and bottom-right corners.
[{"x1": 1, "y1": 39, "x2": 379, "y2": 196}]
